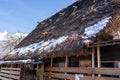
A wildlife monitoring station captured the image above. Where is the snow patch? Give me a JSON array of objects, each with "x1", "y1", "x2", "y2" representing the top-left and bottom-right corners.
[
  {"x1": 83, "y1": 16, "x2": 111, "y2": 38},
  {"x1": 75, "y1": 74, "x2": 84, "y2": 80},
  {"x1": 83, "y1": 40, "x2": 91, "y2": 44},
  {"x1": 0, "y1": 59, "x2": 34, "y2": 64},
  {"x1": 10, "y1": 36, "x2": 68, "y2": 56},
  {"x1": 113, "y1": 31, "x2": 120, "y2": 39},
  {"x1": 82, "y1": 16, "x2": 111, "y2": 44}
]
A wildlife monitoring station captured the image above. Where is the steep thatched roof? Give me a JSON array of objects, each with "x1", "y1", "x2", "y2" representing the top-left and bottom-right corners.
[
  {"x1": 2, "y1": 0, "x2": 120, "y2": 61},
  {"x1": 16, "y1": 0, "x2": 120, "y2": 48}
]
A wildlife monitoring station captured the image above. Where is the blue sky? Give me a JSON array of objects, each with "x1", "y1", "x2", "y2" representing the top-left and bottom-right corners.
[{"x1": 0, "y1": 0, "x2": 76, "y2": 33}]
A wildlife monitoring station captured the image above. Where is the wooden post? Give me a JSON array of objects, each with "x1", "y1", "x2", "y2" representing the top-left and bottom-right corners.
[
  {"x1": 9, "y1": 64, "x2": 12, "y2": 79},
  {"x1": 92, "y1": 47, "x2": 95, "y2": 76},
  {"x1": 20, "y1": 64, "x2": 22, "y2": 80},
  {"x1": 41, "y1": 63, "x2": 44, "y2": 80},
  {"x1": 97, "y1": 46, "x2": 101, "y2": 77},
  {"x1": 92, "y1": 47, "x2": 95, "y2": 68},
  {"x1": 65, "y1": 56, "x2": 68, "y2": 67},
  {"x1": 49, "y1": 58, "x2": 53, "y2": 80},
  {"x1": 65, "y1": 56, "x2": 68, "y2": 80},
  {"x1": 51, "y1": 58, "x2": 53, "y2": 67},
  {"x1": 36, "y1": 64, "x2": 39, "y2": 80}
]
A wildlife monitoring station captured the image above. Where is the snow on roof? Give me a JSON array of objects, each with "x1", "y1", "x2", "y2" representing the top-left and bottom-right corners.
[
  {"x1": 82, "y1": 16, "x2": 112, "y2": 44},
  {"x1": 82, "y1": 16, "x2": 112, "y2": 39},
  {"x1": 9, "y1": 36, "x2": 68, "y2": 57},
  {"x1": 0, "y1": 59, "x2": 34, "y2": 64},
  {"x1": 5, "y1": 17, "x2": 112, "y2": 60}
]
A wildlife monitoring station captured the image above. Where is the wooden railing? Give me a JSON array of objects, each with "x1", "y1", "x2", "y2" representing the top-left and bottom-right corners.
[
  {"x1": 0, "y1": 67, "x2": 21, "y2": 80},
  {"x1": 95, "y1": 68, "x2": 120, "y2": 75},
  {"x1": 44, "y1": 67, "x2": 120, "y2": 80}
]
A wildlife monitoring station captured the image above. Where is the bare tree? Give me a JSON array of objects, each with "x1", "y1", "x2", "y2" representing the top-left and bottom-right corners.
[{"x1": 0, "y1": 32, "x2": 27, "y2": 59}]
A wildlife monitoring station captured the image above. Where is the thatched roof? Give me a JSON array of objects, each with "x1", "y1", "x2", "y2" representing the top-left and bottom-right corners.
[{"x1": 2, "y1": 0, "x2": 120, "y2": 62}]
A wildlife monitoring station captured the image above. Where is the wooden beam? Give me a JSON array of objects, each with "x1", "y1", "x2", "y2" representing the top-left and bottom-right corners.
[
  {"x1": 65, "y1": 56, "x2": 68, "y2": 80},
  {"x1": 65, "y1": 56, "x2": 68, "y2": 68},
  {"x1": 45, "y1": 71, "x2": 120, "y2": 80},
  {"x1": 1, "y1": 68, "x2": 20, "y2": 71},
  {"x1": 41, "y1": 63, "x2": 44, "y2": 80},
  {"x1": 92, "y1": 47, "x2": 95, "y2": 68},
  {"x1": 92, "y1": 47, "x2": 95, "y2": 76},
  {"x1": 97, "y1": 47, "x2": 101, "y2": 68},
  {"x1": 45, "y1": 72, "x2": 74, "y2": 80},
  {"x1": 50, "y1": 58, "x2": 53, "y2": 79},
  {"x1": 0, "y1": 73, "x2": 20, "y2": 79},
  {"x1": 45, "y1": 67, "x2": 120, "y2": 77},
  {"x1": 0, "y1": 67, "x2": 21, "y2": 80},
  {"x1": 51, "y1": 58, "x2": 53, "y2": 67},
  {"x1": 97, "y1": 46, "x2": 101, "y2": 77},
  {"x1": 90, "y1": 39, "x2": 120, "y2": 47},
  {"x1": 1, "y1": 70, "x2": 20, "y2": 75},
  {"x1": 95, "y1": 68, "x2": 120, "y2": 75},
  {"x1": 47, "y1": 50, "x2": 89, "y2": 59},
  {"x1": 45, "y1": 67, "x2": 93, "y2": 75}
]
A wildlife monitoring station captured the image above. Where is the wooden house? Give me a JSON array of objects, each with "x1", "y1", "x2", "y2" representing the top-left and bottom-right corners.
[{"x1": 0, "y1": 0, "x2": 120, "y2": 80}]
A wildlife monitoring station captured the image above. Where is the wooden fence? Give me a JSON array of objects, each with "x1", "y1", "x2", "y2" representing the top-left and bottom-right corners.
[
  {"x1": 45, "y1": 67, "x2": 120, "y2": 80},
  {"x1": 0, "y1": 67, "x2": 21, "y2": 80}
]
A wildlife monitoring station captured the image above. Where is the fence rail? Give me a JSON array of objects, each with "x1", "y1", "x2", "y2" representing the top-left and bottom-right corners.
[
  {"x1": 45, "y1": 67, "x2": 120, "y2": 80},
  {"x1": 95, "y1": 68, "x2": 120, "y2": 75},
  {"x1": 0, "y1": 67, "x2": 21, "y2": 80}
]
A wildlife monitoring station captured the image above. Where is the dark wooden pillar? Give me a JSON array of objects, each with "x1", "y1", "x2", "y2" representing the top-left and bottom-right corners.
[
  {"x1": 65, "y1": 56, "x2": 68, "y2": 80},
  {"x1": 92, "y1": 47, "x2": 95, "y2": 76},
  {"x1": 49, "y1": 58, "x2": 53, "y2": 80},
  {"x1": 97, "y1": 46, "x2": 101, "y2": 77}
]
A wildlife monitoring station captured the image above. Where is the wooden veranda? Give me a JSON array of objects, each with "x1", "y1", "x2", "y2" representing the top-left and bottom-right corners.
[
  {"x1": 45, "y1": 67, "x2": 120, "y2": 80},
  {"x1": 44, "y1": 39, "x2": 120, "y2": 80}
]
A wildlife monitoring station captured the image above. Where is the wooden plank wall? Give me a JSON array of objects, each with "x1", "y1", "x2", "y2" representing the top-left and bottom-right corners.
[
  {"x1": 0, "y1": 67, "x2": 21, "y2": 80},
  {"x1": 44, "y1": 67, "x2": 120, "y2": 80}
]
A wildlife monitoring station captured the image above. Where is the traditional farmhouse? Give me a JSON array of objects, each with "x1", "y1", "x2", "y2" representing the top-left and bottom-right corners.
[{"x1": 0, "y1": 0, "x2": 120, "y2": 80}]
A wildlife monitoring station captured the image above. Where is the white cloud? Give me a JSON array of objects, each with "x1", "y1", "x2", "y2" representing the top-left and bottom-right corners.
[
  {"x1": 0, "y1": 32, "x2": 8, "y2": 41},
  {"x1": 0, "y1": 32, "x2": 27, "y2": 41},
  {"x1": 14, "y1": 32, "x2": 28, "y2": 37},
  {"x1": 0, "y1": 32, "x2": 27, "y2": 59}
]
